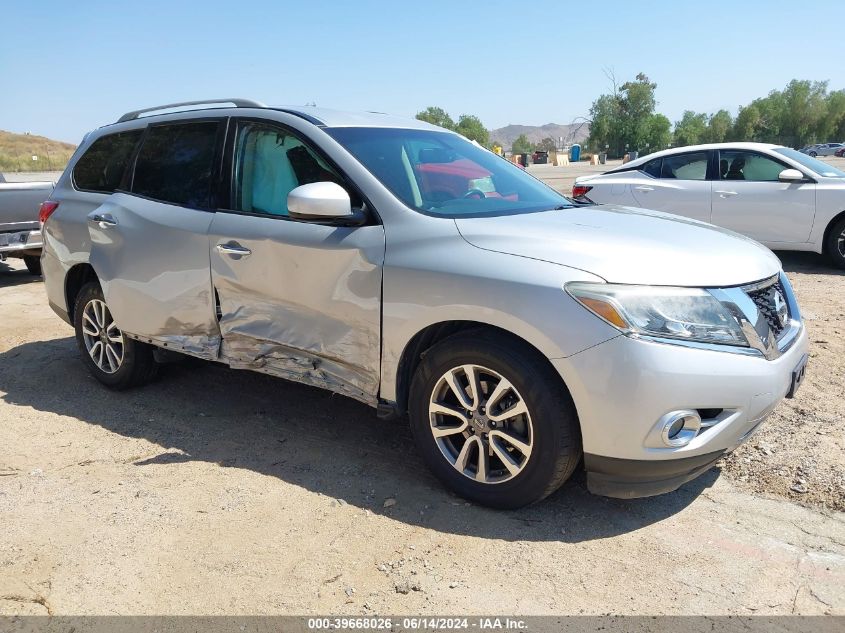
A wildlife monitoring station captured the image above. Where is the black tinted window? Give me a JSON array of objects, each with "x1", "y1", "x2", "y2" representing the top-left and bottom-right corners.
[
  {"x1": 641, "y1": 158, "x2": 661, "y2": 178},
  {"x1": 132, "y1": 122, "x2": 220, "y2": 207},
  {"x1": 73, "y1": 130, "x2": 142, "y2": 193}
]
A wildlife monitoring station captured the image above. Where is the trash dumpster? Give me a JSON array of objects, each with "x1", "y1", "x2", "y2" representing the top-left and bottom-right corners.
[
  {"x1": 519, "y1": 153, "x2": 529, "y2": 167},
  {"x1": 570, "y1": 144, "x2": 581, "y2": 162},
  {"x1": 598, "y1": 152, "x2": 607, "y2": 165},
  {"x1": 627, "y1": 151, "x2": 639, "y2": 161}
]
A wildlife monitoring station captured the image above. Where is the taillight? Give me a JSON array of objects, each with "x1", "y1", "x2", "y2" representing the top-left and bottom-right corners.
[
  {"x1": 39, "y1": 201, "x2": 59, "y2": 225},
  {"x1": 571, "y1": 185, "x2": 593, "y2": 199}
]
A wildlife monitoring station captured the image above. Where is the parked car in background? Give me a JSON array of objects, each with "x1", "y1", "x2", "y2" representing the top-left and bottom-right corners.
[
  {"x1": 835, "y1": 146, "x2": 845, "y2": 158},
  {"x1": 41, "y1": 100, "x2": 808, "y2": 508},
  {"x1": 800, "y1": 143, "x2": 844, "y2": 157},
  {"x1": 0, "y1": 172, "x2": 53, "y2": 274},
  {"x1": 532, "y1": 150, "x2": 549, "y2": 164},
  {"x1": 573, "y1": 142, "x2": 845, "y2": 268}
]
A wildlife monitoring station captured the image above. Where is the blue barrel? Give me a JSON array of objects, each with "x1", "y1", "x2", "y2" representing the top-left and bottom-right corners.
[{"x1": 570, "y1": 144, "x2": 581, "y2": 162}]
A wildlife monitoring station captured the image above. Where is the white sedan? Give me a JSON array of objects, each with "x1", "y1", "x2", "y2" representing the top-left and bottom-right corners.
[{"x1": 573, "y1": 142, "x2": 845, "y2": 268}]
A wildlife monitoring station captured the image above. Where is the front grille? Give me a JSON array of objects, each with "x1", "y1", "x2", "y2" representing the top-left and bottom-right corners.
[{"x1": 746, "y1": 278, "x2": 788, "y2": 339}]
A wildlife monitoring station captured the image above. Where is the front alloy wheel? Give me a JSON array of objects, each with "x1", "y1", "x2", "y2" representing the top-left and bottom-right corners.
[
  {"x1": 409, "y1": 332, "x2": 581, "y2": 509},
  {"x1": 81, "y1": 299, "x2": 124, "y2": 374},
  {"x1": 429, "y1": 364, "x2": 533, "y2": 484}
]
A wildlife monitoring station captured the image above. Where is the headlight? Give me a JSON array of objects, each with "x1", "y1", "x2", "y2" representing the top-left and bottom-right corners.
[{"x1": 566, "y1": 282, "x2": 748, "y2": 347}]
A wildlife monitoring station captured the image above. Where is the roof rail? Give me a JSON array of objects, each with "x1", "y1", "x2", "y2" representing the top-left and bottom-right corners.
[{"x1": 117, "y1": 98, "x2": 266, "y2": 123}]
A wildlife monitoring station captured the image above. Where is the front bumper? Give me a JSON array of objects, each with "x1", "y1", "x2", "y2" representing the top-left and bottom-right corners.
[{"x1": 553, "y1": 322, "x2": 809, "y2": 498}]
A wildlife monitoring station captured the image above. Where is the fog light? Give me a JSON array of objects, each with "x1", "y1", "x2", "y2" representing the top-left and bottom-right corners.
[{"x1": 659, "y1": 410, "x2": 702, "y2": 447}]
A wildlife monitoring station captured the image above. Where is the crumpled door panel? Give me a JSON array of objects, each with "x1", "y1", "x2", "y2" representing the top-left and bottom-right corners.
[
  {"x1": 209, "y1": 213, "x2": 385, "y2": 405},
  {"x1": 87, "y1": 194, "x2": 220, "y2": 358}
]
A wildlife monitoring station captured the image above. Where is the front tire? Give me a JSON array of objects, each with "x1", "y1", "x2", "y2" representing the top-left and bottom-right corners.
[
  {"x1": 408, "y1": 332, "x2": 581, "y2": 509},
  {"x1": 825, "y1": 215, "x2": 845, "y2": 270},
  {"x1": 73, "y1": 282, "x2": 158, "y2": 389},
  {"x1": 23, "y1": 255, "x2": 41, "y2": 276}
]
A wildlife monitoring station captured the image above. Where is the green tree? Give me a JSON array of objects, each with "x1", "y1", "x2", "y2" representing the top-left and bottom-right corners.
[
  {"x1": 455, "y1": 114, "x2": 490, "y2": 146},
  {"x1": 587, "y1": 71, "x2": 660, "y2": 156},
  {"x1": 704, "y1": 109, "x2": 733, "y2": 143},
  {"x1": 415, "y1": 106, "x2": 455, "y2": 130},
  {"x1": 673, "y1": 111, "x2": 708, "y2": 146},
  {"x1": 512, "y1": 134, "x2": 534, "y2": 154},
  {"x1": 732, "y1": 104, "x2": 762, "y2": 141},
  {"x1": 537, "y1": 137, "x2": 557, "y2": 152},
  {"x1": 642, "y1": 114, "x2": 671, "y2": 152},
  {"x1": 780, "y1": 80, "x2": 829, "y2": 147},
  {"x1": 823, "y1": 90, "x2": 845, "y2": 141},
  {"x1": 620, "y1": 73, "x2": 658, "y2": 150},
  {"x1": 587, "y1": 93, "x2": 623, "y2": 156}
]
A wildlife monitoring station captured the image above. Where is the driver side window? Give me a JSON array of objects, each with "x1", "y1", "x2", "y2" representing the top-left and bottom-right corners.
[{"x1": 232, "y1": 122, "x2": 349, "y2": 216}]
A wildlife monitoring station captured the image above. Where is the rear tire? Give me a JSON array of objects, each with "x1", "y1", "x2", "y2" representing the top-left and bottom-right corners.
[
  {"x1": 408, "y1": 331, "x2": 581, "y2": 509},
  {"x1": 23, "y1": 255, "x2": 41, "y2": 276},
  {"x1": 825, "y1": 215, "x2": 845, "y2": 270},
  {"x1": 73, "y1": 282, "x2": 158, "y2": 390}
]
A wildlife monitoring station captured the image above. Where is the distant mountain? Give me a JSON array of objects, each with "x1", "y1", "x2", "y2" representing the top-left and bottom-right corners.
[
  {"x1": 490, "y1": 122, "x2": 590, "y2": 150},
  {"x1": 0, "y1": 130, "x2": 76, "y2": 173}
]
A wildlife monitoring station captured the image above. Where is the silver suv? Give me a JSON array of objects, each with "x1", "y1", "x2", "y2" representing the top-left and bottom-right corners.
[{"x1": 41, "y1": 99, "x2": 809, "y2": 508}]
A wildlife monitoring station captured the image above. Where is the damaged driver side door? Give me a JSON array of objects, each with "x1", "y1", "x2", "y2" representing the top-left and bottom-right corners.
[{"x1": 208, "y1": 119, "x2": 385, "y2": 404}]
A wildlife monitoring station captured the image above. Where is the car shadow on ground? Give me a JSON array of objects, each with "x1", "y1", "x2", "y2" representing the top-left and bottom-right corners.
[
  {"x1": 0, "y1": 337, "x2": 717, "y2": 543},
  {"x1": 776, "y1": 250, "x2": 844, "y2": 276},
  {"x1": 0, "y1": 262, "x2": 41, "y2": 287}
]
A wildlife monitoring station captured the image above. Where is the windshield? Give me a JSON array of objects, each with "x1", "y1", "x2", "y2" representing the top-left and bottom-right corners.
[
  {"x1": 774, "y1": 147, "x2": 845, "y2": 178},
  {"x1": 325, "y1": 127, "x2": 572, "y2": 217}
]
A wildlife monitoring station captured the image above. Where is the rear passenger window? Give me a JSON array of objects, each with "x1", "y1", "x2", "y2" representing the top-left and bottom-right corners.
[
  {"x1": 73, "y1": 130, "x2": 142, "y2": 193},
  {"x1": 132, "y1": 121, "x2": 220, "y2": 208},
  {"x1": 660, "y1": 152, "x2": 708, "y2": 180}
]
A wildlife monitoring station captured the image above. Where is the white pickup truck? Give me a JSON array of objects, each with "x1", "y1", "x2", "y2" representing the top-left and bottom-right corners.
[{"x1": 0, "y1": 173, "x2": 54, "y2": 275}]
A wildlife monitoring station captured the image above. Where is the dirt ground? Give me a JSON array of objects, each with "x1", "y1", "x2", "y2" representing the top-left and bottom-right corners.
[{"x1": 0, "y1": 251, "x2": 843, "y2": 616}]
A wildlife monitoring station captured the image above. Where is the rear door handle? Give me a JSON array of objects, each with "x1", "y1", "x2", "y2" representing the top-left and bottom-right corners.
[
  {"x1": 715, "y1": 190, "x2": 738, "y2": 198},
  {"x1": 87, "y1": 212, "x2": 118, "y2": 228},
  {"x1": 634, "y1": 185, "x2": 654, "y2": 192},
  {"x1": 216, "y1": 242, "x2": 252, "y2": 257}
]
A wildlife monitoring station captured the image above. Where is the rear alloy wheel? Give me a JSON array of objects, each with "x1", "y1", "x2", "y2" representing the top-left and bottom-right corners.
[
  {"x1": 81, "y1": 298, "x2": 124, "y2": 374},
  {"x1": 73, "y1": 282, "x2": 158, "y2": 389},
  {"x1": 409, "y1": 332, "x2": 581, "y2": 509},
  {"x1": 825, "y1": 216, "x2": 845, "y2": 270}
]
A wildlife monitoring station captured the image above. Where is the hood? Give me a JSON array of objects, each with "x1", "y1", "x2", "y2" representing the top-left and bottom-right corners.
[{"x1": 455, "y1": 204, "x2": 781, "y2": 287}]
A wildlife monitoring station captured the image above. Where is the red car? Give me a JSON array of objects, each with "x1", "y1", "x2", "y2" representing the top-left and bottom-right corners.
[{"x1": 835, "y1": 147, "x2": 845, "y2": 158}]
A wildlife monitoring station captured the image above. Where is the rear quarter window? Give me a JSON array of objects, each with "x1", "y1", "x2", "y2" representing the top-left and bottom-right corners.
[{"x1": 72, "y1": 130, "x2": 143, "y2": 193}]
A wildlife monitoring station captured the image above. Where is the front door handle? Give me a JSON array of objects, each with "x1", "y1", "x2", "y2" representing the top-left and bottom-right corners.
[
  {"x1": 715, "y1": 190, "x2": 738, "y2": 198},
  {"x1": 634, "y1": 185, "x2": 654, "y2": 192},
  {"x1": 216, "y1": 242, "x2": 252, "y2": 257},
  {"x1": 88, "y1": 212, "x2": 118, "y2": 228}
]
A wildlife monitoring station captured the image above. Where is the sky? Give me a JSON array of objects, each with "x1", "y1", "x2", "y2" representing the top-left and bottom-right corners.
[{"x1": 2, "y1": 0, "x2": 844, "y2": 144}]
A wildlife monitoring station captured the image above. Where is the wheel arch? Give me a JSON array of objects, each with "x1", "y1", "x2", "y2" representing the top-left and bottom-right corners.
[
  {"x1": 392, "y1": 320, "x2": 576, "y2": 418},
  {"x1": 822, "y1": 209, "x2": 845, "y2": 257},
  {"x1": 65, "y1": 263, "x2": 99, "y2": 319}
]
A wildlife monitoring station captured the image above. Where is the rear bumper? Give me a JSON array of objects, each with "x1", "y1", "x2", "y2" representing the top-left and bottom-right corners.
[
  {"x1": 0, "y1": 229, "x2": 43, "y2": 255},
  {"x1": 584, "y1": 450, "x2": 725, "y2": 499}
]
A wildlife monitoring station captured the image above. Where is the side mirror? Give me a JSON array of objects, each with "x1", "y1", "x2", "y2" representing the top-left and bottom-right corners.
[
  {"x1": 287, "y1": 182, "x2": 356, "y2": 222},
  {"x1": 778, "y1": 168, "x2": 805, "y2": 182}
]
